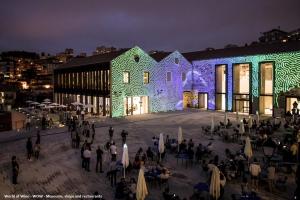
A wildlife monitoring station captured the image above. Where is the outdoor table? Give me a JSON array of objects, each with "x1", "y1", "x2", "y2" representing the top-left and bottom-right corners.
[{"x1": 193, "y1": 182, "x2": 209, "y2": 192}]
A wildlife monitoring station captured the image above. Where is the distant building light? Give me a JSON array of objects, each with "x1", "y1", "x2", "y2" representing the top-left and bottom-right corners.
[
  {"x1": 44, "y1": 84, "x2": 51, "y2": 89},
  {"x1": 21, "y1": 82, "x2": 29, "y2": 89},
  {"x1": 282, "y1": 39, "x2": 287, "y2": 42}
]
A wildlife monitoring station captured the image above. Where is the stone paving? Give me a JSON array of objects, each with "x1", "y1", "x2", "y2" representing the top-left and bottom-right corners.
[{"x1": 0, "y1": 110, "x2": 296, "y2": 200}]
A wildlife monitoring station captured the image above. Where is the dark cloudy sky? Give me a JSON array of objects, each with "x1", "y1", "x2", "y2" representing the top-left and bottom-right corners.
[{"x1": 0, "y1": 0, "x2": 299, "y2": 55}]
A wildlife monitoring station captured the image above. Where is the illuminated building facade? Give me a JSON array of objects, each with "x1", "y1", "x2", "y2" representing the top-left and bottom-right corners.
[{"x1": 54, "y1": 41, "x2": 300, "y2": 117}]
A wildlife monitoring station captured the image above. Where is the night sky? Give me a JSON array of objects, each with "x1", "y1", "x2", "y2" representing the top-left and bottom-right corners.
[{"x1": 0, "y1": 0, "x2": 299, "y2": 55}]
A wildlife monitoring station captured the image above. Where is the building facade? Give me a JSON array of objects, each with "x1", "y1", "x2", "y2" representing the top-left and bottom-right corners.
[{"x1": 54, "y1": 42, "x2": 300, "y2": 117}]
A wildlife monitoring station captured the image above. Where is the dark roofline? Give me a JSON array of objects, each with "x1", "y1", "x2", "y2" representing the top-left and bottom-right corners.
[
  {"x1": 149, "y1": 51, "x2": 172, "y2": 62},
  {"x1": 55, "y1": 49, "x2": 130, "y2": 70},
  {"x1": 183, "y1": 41, "x2": 300, "y2": 61}
]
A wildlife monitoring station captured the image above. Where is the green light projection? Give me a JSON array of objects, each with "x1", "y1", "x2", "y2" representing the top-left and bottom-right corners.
[{"x1": 110, "y1": 47, "x2": 192, "y2": 117}]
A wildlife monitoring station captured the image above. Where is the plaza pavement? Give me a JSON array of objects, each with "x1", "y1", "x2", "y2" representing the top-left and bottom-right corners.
[{"x1": 0, "y1": 110, "x2": 296, "y2": 200}]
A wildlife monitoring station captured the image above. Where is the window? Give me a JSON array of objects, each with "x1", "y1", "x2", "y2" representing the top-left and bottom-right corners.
[
  {"x1": 143, "y1": 72, "x2": 149, "y2": 84},
  {"x1": 166, "y1": 72, "x2": 172, "y2": 82},
  {"x1": 182, "y1": 72, "x2": 186, "y2": 81},
  {"x1": 123, "y1": 71, "x2": 130, "y2": 83}
]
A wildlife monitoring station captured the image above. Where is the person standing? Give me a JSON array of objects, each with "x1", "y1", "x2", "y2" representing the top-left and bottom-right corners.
[
  {"x1": 249, "y1": 158, "x2": 261, "y2": 190},
  {"x1": 109, "y1": 126, "x2": 114, "y2": 141},
  {"x1": 12, "y1": 156, "x2": 19, "y2": 184},
  {"x1": 36, "y1": 131, "x2": 41, "y2": 145},
  {"x1": 267, "y1": 163, "x2": 276, "y2": 193},
  {"x1": 26, "y1": 138, "x2": 33, "y2": 161},
  {"x1": 121, "y1": 130, "x2": 128, "y2": 145},
  {"x1": 96, "y1": 146, "x2": 104, "y2": 173},
  {"x1": 83, "y1": 147, "x2": 91, "y2": 172},
  {"x1": 92, "y1": 123, "x2": 95, "y2": 141},
  {"x1": 110, "y1": 142, "x2": 117, "y2": 161},
  {"x1": 34, "y1": 142, "x2": 41, "y2": 159},
  {"x1": 109, "y1": 157, "x2": 117, "y2": 187}
]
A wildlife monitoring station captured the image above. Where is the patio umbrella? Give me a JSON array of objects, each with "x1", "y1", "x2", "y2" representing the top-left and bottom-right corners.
[
  {"x1": 26, "y1": 100, "x2": 33, "y2": 103},
  {"x1": 38, "y1": 103, "x2": 46, "y2": 107},
  {"x1": 59, "y1": 105, "x2": 67, "y2": 108},
  {"x1": 136, "y1": 168, "x2": 148, "y2": 200},
  {"x1": 244, "y1": 136, "x2": 253, "y2": 159},
  {"x1": 178, "y1": 126, "x2": 183, "y2": 152},
  {"x1": 43, "y1": 98, "x2": 51, "y2": 102},
  {"x1": 121, "y1": 144, "x2": 129, "y2": 178},
  {"x1": 224, "y1": 112, "x2": 228, "y2": 126},
  {"x1": 159, "y1": 133, "x2": 165, "y2": 162},
  {"x1": 72, "y1": 102, "x2": 83, "y2": 106},
  {"x1": 50, "y1": 103, "x2": 60, "y2": 107},
  {"x1": 30, "y1": 102, "x2": 40, "y2": 105},
  {"x1": 210, "y1": 165, "x2": 221, "y2": 200},
  {"x1": 256, "y1": 111, "x2": 260, "y2": 123},
  {"x1": 43, "y1": 101, "x2": 51, "y2": 104},
  {"x1": 239, "y1": 121, "x2": 245, "y2": 135}
]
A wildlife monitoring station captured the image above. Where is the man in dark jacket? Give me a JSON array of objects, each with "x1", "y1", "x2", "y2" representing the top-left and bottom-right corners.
[
  {"x1": 26, "y1": 137, "x2": 33, "y2": 160},
  {"x1": 121, "y1": 130, "x2": 128, "y2": 145},
  {"x1": 12, "y1": 156, "x2": 19, "y2": 184},
  {"x1": 96, "y1": 146, "x2": 104, "y2": 173}
]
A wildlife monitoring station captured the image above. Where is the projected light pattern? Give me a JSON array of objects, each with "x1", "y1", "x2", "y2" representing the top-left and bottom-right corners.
[
  {"x1": 111, "y1": 47, "x2": 192, "y2": 117},
  {"x1": 192, "y1": 51, "x2": 300, "y2": 111}
]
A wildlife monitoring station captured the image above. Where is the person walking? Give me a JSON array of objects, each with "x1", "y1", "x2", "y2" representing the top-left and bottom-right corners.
[
  {"x1": 83, "y1": 147, "x2": 91, "y2": 172},
  {"x1": 267, "y1": 163, "x2": 276, "y2": 193},
  {"x1": 12, "y1": 156, "x2": 19, "y2": 184},
  {"x1": 76, "y1": 132, "x2": 80, "y2": 149},
  {"x1": 96, "y1": 146, "x2": 104, "y2": 173},
  {"x1": 121, "y1": 130, "x2": 128, "y2": 145},
  {"x1": 26, "y1": 138, "x2": 33, "y2": 161},
  {"x1": 25, "y1": 117, "x2": 31, "y2": 131},
  {"x1": 34, "y1": 142, "x2": 41, "y2": 159},
  {"x1": 109, "y1": 126, "x2": 114, "y2": 141},
  {"x1": 109, "y1": 157, "x2": 117, "y2": 187}
]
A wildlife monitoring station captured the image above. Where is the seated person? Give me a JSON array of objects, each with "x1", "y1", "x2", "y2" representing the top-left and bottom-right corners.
[
  {"x1": 128, "y1": 178, "x2": 136, "y2": 199},
  {"x1": 195, "y1": 144, "x2": 203, "y2": 161},
  {"x1": 187, "y1": 147, "x2": 194, "y2": 160},
  {"x1": 146, "y1": 147, "x2": 154, "y2": 161},
  {"x1": 133, "y1": 156, "x2": 141, "y2": 169},
  {"x1": 159, "y1": 168, "x2": 170, "y2": 180},
  {"x1": 179, "y1": 140, "x2": 187, "y2": 153},
  {"x1": 188, "y1": 139, "x2": 194, "y2": 149},
  {"x1": 115, "y1": 178, "x2": 128, "y2": 199}
]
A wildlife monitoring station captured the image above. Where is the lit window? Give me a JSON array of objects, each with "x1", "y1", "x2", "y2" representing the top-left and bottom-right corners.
[
  {"x1": 143, "y1": 72, "x2": 149, "y2": 84},
  {"x1": 182, "y1": 72, "x2": 186, "y2": 81},
  {"x1": 123, "y1": 71, "x2": 130, "y2": 83},
  {"x1": 166, "y1": 72, "x2": 172, "y2": 82}
]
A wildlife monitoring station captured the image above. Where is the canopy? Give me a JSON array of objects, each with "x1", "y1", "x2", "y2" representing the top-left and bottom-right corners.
[
  {"x1": 72, "y1": 102, "x2": 83, "y2": 106},
  {"x1": 136, "y1": 168, "x2": 148, "y2": 200},
  {"x1": 224, "y1": 112, "x2": 228, "y2": 126},
  {"x1": 239, "y1": 121, "x2": 245, "y2": 134},
  {"x1": 159, "y1": 133, "x2": 165, "y2": 154},
  {"x1": 210, "y1": 166, "x2": 221, "y2": 200},
  {"x1": 244, "y1": 136, "x2": 253, "y2": 159},
  {"x1": 121, "y1": 144, "x2": 129, "y2": 178}
]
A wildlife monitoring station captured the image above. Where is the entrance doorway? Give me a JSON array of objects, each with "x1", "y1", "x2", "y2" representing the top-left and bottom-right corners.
[
  {"x1": 124, "y1": 96, "x2": 148, "y2": 116},
  {"x1": 215, "y1": 64, "x2": 226, "y2": 111},
  {"x1": 233, "y1": 63, "x2": 250, "y2": 114},
  {"x1": 198, "y1": 93, "x2": 208, "y2": 109},
  {"x1": 286, "y1": 97, "x2": 300, "y2": 114},
  {"x1": 183, "y1": 91, "x2": 193, "y2": 108}
]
